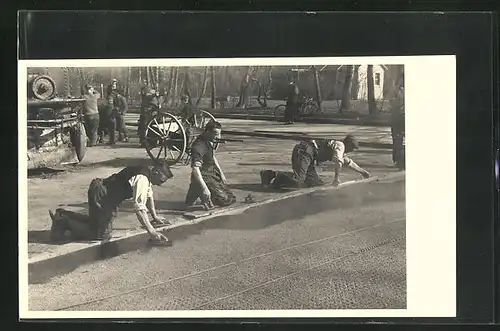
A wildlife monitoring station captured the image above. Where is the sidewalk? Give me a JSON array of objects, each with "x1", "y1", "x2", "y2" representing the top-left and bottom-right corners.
[
  {"x1": 127, "y1": 105, "x2": 392, "y2": 127},
  {"x1": 124, "y1": 114, "x2": 393, "y2": 147},
  {"x1": 26, "y1": 133, "x2": 398, "y2": 262}
]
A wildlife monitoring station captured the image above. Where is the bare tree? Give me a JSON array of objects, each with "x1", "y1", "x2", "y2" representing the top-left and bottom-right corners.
[
  {"x1": 196, "y1": 66, "x2": 209, "y2": 106},
  {"x1": 155, "y1": 67, "x2": 160, "y2": 88},
  {"x1": 172, "y1": 67, "x2": 179, "y2": 107},
  {"x1": 146, "y1": 67, "x2": 152, "y2": 86},
  {"x1": 165, "y1": 67, "x2": 175, "y2": 107},
  {"x1": 339, "y1": 65, "x2": 354, "y2": 113},
  {"x1": 138, "y1": 67, "x2": 142, "y2": 83},
  {"x1": 125, "y1": 67, "x2": 131, "y2": 99},
  {"x1": 210, "y1": 66, "x2": 216, "y2": 109},
  {"x1": 63, "y1": 67, "x2": 70, "y2": 97},
  {"x1": 367, "y1": 65, "x2": 377, "y2": 115},
  {"x1": 312, "y1": 65, "x2": 323, "y2": 113},
  {"x1": 182, "y1": 67, "x2": 193, "y2": 105}
]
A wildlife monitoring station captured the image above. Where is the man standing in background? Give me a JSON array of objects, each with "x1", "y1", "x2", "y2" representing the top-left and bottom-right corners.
[
  {"x1": 390, "y1": 79, "x2": 405, "y2": 171},
  {"x1": 284, "y1": 77, "x2": 300, "y2": 125},
  {"x1": 82, "y1": 84, "x2": 100, "y2": 147},
  {"x1": 138, "y1": 80, "x2": 153, "y2": 146},
  {"x1": 114, "y1": 93, "x2": 129, "y2": 142},
  {"x1": 98, "y1": 78, "x2": 120, "y2": 145}
]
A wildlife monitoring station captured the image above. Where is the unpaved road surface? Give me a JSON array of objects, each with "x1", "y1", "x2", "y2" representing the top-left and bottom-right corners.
[{"x1": 29, "y1": 176, "x2": 406, "y2": 311}]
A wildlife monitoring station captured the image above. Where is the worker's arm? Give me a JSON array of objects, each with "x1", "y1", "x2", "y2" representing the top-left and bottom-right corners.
[
  {"x1": 130, "y1": 175, "x2": 164, "y2": 238},
  {"x1": 344, "y1": 157, "x2": 370, "y2": 177},
  {"x1": 213, "y1": 155, "x2": 227, "y2": 183},
  {"x1": 190, "y1": 143, "x2": 211, "y2": 197}
]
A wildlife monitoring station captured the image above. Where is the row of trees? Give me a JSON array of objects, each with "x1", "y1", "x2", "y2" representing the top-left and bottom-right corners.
[{"x1": 32, "y1": 65, "x2": 404, "y2": 114}]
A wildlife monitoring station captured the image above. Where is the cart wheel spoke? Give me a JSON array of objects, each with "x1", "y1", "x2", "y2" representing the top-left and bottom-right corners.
[
  {"x1": 168, "y1": 149, "x2": 175, "y2": 159},
  {"x1": 153, "y1": 118, "x2": 164, "y2": 135},
  {"x1": 147, "y1": 124, "x2": 163, "y2": 138},
  {"x1": 171, "y1": 145, "x2": 181, "y2": 152},
  {"x1": 156, "y1": 144, "x2": 164, "y2": 160}
]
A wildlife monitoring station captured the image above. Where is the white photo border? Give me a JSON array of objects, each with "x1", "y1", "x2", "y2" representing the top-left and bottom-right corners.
[{"x1": 18, "y1": 55, "x2": 456, "y2": 319}]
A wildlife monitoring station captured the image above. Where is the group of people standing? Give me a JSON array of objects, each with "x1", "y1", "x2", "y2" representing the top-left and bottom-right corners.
[{"x1": 81, "y1": 78, "x2": 129, "y2": 147}]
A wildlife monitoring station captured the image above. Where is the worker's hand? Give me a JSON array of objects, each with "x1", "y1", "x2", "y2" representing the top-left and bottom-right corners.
[
  {"x1": 361, "y1": 170, "x2": 370, "y2": 179},
  {"x1": 202, "y1": 187, "x2": 211, "y2": 200},
  {"x1": 151, "y1": 231, "x2": 168, "y2": 242},
  {"x1": 332, "y1": 178, "x2": 340, "y2": 187},
  {"x1": 152, "y1": 215, "x2": 168, "y2": 225}
]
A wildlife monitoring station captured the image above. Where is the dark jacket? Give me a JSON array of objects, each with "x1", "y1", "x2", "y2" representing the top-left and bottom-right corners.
[
  {"x1": 102, "y1": 166, "x2": 151, "y2": 206},
  {"x1": 114, "y1": 94, "x2": 128, "y2": 114}
]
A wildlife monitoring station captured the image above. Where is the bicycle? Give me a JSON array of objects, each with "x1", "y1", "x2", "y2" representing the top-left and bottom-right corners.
[{"x1": 273, "y1": 96, "x2": 320, "y2": 122}]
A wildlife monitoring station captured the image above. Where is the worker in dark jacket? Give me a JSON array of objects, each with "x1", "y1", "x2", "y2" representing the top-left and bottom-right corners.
[
  {"x1": 49, "y1": 160, "x2": 174, "y2": 246},
  {"x1": 99, "y1": 79, "x2": 120, "y2": 145},
  {"x1": 260, "y1": 135, "x2": 370, "y2": 190},
  {"x1": 185, "y1": 121, "x2": 236, "y2": 210},
  {"x1": 390, "y1": 85, "x2": 405, "y2": 170},
  {"x1": 284, "y1": 79, "x2": 300, "y2": 124},
  {"x1": 114, "y1": 93, "x2": 129, "y2": 142}
]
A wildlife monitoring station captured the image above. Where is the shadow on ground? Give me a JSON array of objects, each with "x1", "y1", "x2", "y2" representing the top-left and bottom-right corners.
[
  {"x1": 229, "y1": 183, "x2": 274, "y2": 193},
  {"x1": 165, "y1": 179, "x2": 406, "y2": 243},
  {"x1": 28, "y1": 230, "x2": 53, "y2": 244}
]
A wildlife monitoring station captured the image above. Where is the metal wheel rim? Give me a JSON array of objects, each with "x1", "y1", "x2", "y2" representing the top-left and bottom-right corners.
[
  {"x1": 31, "y1": 75, "x2": 56, "y2": 101},
  {"x1": 144, "y1": 112, "x2": 187, "y2": 165},
  {"x1": 301, "y1": 103, "x2": 318, "y2": 116},
  {"x1": 190, "y1": 109, "x2": 217, "y2": 129}
]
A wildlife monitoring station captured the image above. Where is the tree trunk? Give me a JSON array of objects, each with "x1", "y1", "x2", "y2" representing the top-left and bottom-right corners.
[
  {"x1": 196, "y1": 66, "x2": 209, "y2": 106},
  {"x1": 63, "y1": 67, "x2": 70, "y2": 97},
  {"x1": 312, "y1": 66, "x2": 323, "y2": 113},
  {"x1": 339, "y1": 65, "x2": 354, "y2": 114},
  {"x1": 126, "y1": 67, "x2": 131, "y2": 99},
  {"x1": 367, "y1": 65, "x2": 377, "y2": 115},
  {"x1": 183, "y1": 67, "x2": 192, "y2": 105},
  {"x1": 210, "y1": 66, "x2": 216, "y2": 109},
  {"x1": 351, "y1": 65, "x2": 360, "y2": 100},
  {"x1": 155, "y1": 67, "x2": 160, "y2": 88},
  {"x1": 138, "y1": 67, "x2": 142, "y2": 84},
  {"x1": 236, "y1": 66, "x2": 253, "y2": 108},
  {"x1": 172, "y1": 67, "x2": 179, "y2": 107},
  {"x1": 224, "y1": 66, "x2": 231, "y2": 95},
  {"x1": 146, "y1": 67, "x2": 152, "y2": 86},
  {"x1": 165, "y1": 67, "x2": 175, "y2": 107}
]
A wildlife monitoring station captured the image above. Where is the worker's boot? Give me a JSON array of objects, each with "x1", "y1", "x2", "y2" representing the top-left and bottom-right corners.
[{"x1": 260, "y1": 170, "x2": 277, "y2": 188}]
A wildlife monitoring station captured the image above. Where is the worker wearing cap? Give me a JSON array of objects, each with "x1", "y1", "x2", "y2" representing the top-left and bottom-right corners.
[
  {"x1": 113, "y1": 93, "x2": 129, "y2": 142},
  {"x1": 49, "y1": 160, "x2": 174, "y2": 246},
  {"x1": 260, "y1": 135, "x2": 370, "y2": 189},
  {"x1": 138, "y1": 81, "x2": 154, "y2": 146},
  {"x1": 82, "y1": 84, "x2": 101, "y2": 146},
  {"x1": 139, "y1": 88, "x2": 165, "y2": 147},
  {"x1": 100, "y1": 78, "x2": 120, "y2": 145},
  {"x1": 178, "y1": 95, "x2": 196, "y2": 124}
]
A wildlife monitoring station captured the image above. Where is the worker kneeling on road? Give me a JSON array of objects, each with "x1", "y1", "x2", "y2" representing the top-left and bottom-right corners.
[
  {"x1": 260, "y1": 135, "x2": 370, "y2": 190},
  {"x1": 185, "y1": 120, "x2": 237, "y2": 210},
  {"x1": 49, "y1": 160, "x2": 174, "y2": 246}
]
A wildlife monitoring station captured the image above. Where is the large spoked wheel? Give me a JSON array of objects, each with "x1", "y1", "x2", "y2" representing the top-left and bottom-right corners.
[
  {"x1": 273, "y1": 104, "x2": 286, "y2": 122},
  {"x1": 188, "y1": 109, "x2": 217, "y2": 130},
  {"x1": 299, "y1": 101, "x2": 319, "y2": 117},
  {"x1": 144, "y1": 112, "x2": 187, "y2": 165}
]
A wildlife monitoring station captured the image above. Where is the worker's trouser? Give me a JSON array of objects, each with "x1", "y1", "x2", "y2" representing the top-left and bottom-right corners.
[
  {"x1": 261, "y1": 142, "x2": 325, "y2": 189},
  {"x1": 185, "y1": 169, "x2": 236, "y2": 207},
  {"x1": 49, "y1": 178, "x2": 120, "y2": 242},
  {"x1": 391, "y1": 127, "x2": 405, "y2": 169}
]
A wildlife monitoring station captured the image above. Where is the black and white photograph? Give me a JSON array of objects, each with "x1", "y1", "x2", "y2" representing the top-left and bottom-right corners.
[{"x1": 19, "y1": 57, "x2": 455, "y2": 318}]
